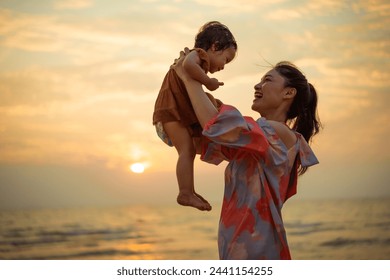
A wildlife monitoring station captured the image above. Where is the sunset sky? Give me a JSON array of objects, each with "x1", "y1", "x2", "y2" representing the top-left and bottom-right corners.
[{"x1": 0, "y1": 0, "x2": 389, "y2": 210}]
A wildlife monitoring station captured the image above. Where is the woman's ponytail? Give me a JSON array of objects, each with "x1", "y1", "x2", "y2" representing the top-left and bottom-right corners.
[{"x1": 293, "y1": 82, "x2": 321, "y2": 143}]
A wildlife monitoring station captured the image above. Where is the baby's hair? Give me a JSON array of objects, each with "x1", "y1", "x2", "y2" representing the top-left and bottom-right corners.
[{"x1": 194, "y1": 21, "x2": 237, "y2": 52}]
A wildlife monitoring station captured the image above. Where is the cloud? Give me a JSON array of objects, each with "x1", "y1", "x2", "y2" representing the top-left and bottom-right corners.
[
  {"x1": 258, "y1": 0, "x2": 390, "y2": 126},
  {"x1": 294, "y1": 56, "x2": 389, "y2": 126},
  {"x1": 0, "y1": 9, "x2": 60, "y2": 52},
  {"x1": 53, "y1": 0, "x2": 94, "y2": 10},
  {"x1": 266, "y1": 9, "x2": 302, "y2": 20},
  {"x1": 265, "y1": 1, "x2": 344, "y2": 20},
  {"x1": 192, "y1": 0, "x2": 282, "y2": 13},
  {"x1": 359, "y1": 0, "x2": 390, "y2": 16},
  {"x1": 0, "y1": 8, "x2": 180, "y2": 66}
]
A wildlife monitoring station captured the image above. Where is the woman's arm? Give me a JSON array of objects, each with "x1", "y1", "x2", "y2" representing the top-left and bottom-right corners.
[{"x1": 182, "y1": 78, "x2": 219, "y2": 128}]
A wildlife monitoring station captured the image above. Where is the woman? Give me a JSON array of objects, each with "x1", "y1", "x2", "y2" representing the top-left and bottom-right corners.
[{"x1": 172, "y1": 48, "x2": 321, "y2": 259}]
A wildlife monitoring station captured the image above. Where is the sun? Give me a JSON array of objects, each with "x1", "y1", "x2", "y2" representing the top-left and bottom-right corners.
[{"x1": 130, "y1": 163, "x2": 145, "y2": 173}]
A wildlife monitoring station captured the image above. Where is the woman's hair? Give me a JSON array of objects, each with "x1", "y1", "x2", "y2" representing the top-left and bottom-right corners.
[
  {"x1": 274, "y1": 61, "x2": 322, "y2": 174},
  {"x1": 194, "y1": 21, "x2": 237, "y2": 51}
]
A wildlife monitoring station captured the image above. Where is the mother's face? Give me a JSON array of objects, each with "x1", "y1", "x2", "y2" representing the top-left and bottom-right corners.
[{"x1": 251, "y1": 69, "x2": 288, "y2": 114}]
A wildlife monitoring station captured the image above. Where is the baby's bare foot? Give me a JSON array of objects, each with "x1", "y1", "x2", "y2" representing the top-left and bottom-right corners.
[
  {"x1": 177, "y1": 193, "x2": 212, "y2": 211},
  {"x1": 194, "y1": 192, "x2": 211, "y2": 205}
]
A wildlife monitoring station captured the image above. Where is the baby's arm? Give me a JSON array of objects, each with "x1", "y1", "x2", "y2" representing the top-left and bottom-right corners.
[{"x1": 182, "y1": 51, "x2": 223, "y2": 91}]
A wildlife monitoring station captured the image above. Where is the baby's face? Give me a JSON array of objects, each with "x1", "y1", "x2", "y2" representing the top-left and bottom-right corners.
[{"x1": 208, "y1": 47, "x2": 236, "y2": 73}]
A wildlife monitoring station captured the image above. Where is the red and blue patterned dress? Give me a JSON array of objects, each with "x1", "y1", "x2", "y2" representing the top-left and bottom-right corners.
[{"x1": 201, "y1": 104, "x2": 319, "y2": 259}]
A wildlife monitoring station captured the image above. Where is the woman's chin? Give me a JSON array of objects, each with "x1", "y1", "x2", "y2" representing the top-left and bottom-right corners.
[{"x1": 251, "y1": 103, "x2": 258, "y2": 112}]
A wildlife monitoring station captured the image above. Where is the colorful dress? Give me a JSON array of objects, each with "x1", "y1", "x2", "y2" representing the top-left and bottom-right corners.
[
  {"x1": 153, "y1": 48, "x2": 221, "y2": 146},
  {"x1": 201, "y1": 105, "x2": 319, "y2": 259}
]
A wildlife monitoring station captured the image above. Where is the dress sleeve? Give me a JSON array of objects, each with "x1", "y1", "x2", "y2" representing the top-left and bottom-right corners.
[
  {"x1": 258, "y1": 118, "x2": 319, "y2": 168},
  {"x1": 296, "y1": 134, "x2": 319, "y2": 167},
  {"x1": 200, "y1": 104, "x2": 269, "y2": 164},
  {"x1": 281, "y1": 134, "x2": 319, "y2": 202}
]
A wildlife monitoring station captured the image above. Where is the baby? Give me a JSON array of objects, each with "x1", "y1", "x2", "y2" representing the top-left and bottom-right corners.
[{"x1": 153, "y1": 21, "x2": 237, "y2": 211}]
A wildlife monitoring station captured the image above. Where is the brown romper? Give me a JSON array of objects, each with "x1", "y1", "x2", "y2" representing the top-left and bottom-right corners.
[{"x1": 152, "y1": 48, "x2": 222, "y2": 146}]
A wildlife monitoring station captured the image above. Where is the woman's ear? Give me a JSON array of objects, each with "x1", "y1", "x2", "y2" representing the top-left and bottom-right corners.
[{"x1": 284, "y1": 88, "x2": 297, "y2": 100}]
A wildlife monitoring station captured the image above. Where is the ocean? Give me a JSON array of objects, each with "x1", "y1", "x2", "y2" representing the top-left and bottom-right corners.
[{"x1": 1, "y1": 198, "x2": 389, "y2": 260}]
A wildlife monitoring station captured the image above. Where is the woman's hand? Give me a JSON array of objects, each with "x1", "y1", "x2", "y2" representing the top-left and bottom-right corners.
[{"x1": 171, "y1": 47, "x2": 190, "y2": 66}]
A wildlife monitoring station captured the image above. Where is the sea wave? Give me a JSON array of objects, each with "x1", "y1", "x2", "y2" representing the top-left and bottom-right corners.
[
  {"x1": 320, "y1": 237, "x2": 390, "y2": 247},
  {"x1": 11, "y1": 249, "x2": 140, "y2": 260}
]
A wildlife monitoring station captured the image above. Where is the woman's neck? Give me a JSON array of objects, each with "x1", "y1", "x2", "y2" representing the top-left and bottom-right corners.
[{"x1": 260, "y1": 109, "x2": 287, "y2": 123}]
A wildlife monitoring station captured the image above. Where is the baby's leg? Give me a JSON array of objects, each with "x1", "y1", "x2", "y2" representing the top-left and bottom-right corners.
[
  {"x1": 191, "y1": 137, "x2": 210, "y2": 202},
  {"x1": 193, "y1": 137, "x2": 202, "y2": 155},
  {"x1": 163, "y1": 121, "x2": 211, "y2": 211}
]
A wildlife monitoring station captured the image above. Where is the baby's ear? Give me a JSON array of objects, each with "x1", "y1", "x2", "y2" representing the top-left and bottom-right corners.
[{"x1": 211, "y1": 42, "x2": 220, "y2": 51}]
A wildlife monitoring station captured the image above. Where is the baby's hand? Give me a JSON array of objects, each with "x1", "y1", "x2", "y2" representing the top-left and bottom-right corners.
[{"x1": 206, "y1": 78, "x2": 224, "y2": 91}]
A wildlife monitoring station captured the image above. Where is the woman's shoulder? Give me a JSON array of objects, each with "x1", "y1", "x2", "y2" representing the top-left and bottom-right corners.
[{"x1": 265, "y1": 120, "x2": 297, "y2": 150}]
